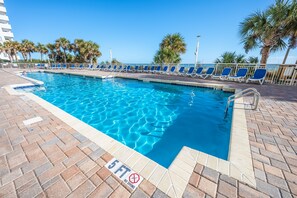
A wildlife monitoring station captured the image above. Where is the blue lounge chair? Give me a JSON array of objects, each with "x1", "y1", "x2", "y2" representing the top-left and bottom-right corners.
[
  {"x1": 98, "y1": 65, "x2": 104, "y2": 71},
  {"x1": 79, "y1": 64, "x2": 84, "y2": 69},
  {"x1": 57, "y1": 64, "x2": 61, "y2": 69},
  {"x1": 154, "y1": 66, "x2": 161, "y2": 73},
  {"x1": 160, "y1": 66, "x2": 168, "y2": 74},
  {"x1": 105, "y1": 65, "x2": 111, "y2": 71},
  {"x1": 98, "y1": 65, "x2": 104, "y2": 70},
  {"x1": 116, "y1": 65, "x2": 123, "y2": 72},
  {"x1": 229, "y1": 68, "x2": 248, "y2": 82},
  {"x1": 41, "y1": 64, "x2": 45, "y2": 68},
  {"x1": 197, "y1": 67, "x2": 214, "y2": 79},
  {"x1": 150, "y1": 66, "x2": 155, "y2": 73},
  {"x1": 62, "y1": 64, "x2": 67, "y2": 69},
  {"x1": 112, "y1": 65, "x2": 117, "y2": 71},
  {"x1": 212, "y1": 67, "x2": 232, "y2": 80},
  {"x1": 88, "y1": 65, "x2": 93, "y2": 70},
  {"x1": 185, "y1": 67, "x2": 195, "y2": 76},
  {"x1": 133, "y1": 66, "x2": 139, "y2": 72},
  {"x1": 192, "y1": 67, "x2": 203, "y2": 77},
  {"x1": 177, "y1": 67, "x2": 185, "y2": 75},
  {"x1": 95, "y1": 65, "x2": 100, "y2": 70},
  {"x1": 51, "y1": 64, "x2": 56, "y2": 69},
  {"x1": 167, "y1": 66, "x2": 176, "y2": 75},
  {"x1": 143, "y1": 66, "x2": 149, "y2": 72},
  {"x1": 125, "y1": 65, "x2": 131, "y2": 72},
  {"x1": 70, "y1": 64, "x2": 75, "y2": 69},
  {"x1": 247, "y1": 68, "x2": 267, "y2": 85},
  {"x1": 37, "y1": 64, "x2": 41, "y2": 69}
]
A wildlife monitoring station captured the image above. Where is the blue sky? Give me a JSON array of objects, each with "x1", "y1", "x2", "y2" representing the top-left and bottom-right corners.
[{"x1": 6, "y1": 0, "x2": 297, "y2": 64}]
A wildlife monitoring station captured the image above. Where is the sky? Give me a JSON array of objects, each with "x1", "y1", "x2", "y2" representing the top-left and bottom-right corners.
[{"x1": 5, "y1": 0, "x2": 297, "y2": 64}]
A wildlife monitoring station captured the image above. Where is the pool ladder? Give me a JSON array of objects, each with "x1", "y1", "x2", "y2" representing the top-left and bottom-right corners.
[{"x1": 225, "y1": 88, "x2": 260, "y2": 114}]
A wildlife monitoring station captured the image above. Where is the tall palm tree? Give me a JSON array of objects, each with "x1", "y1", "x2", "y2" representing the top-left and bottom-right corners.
[
  {"x1": 154, "y1": 48, "x2": 181, "y2": 64},
  {"x1": 2, "y1": 41, "x2": 13, "y2": 62},
  {"x1": 21, "y1": 39, "x2": 35, "y2": 62},
  {"x1": 281, "y1": 0, "x2": 297, "y2": 64},
  {"x1": 72, "y1": 39, "x2": 84, "y2": 55},
  {"x1": 239, "y1": 4, "x2": 287, "y2": 64},
  {"x1": 154, "y1": 33, "x2": 186, "y2": 64},
  {"x1": 88, "y1": 42, "x2": 102, "y2": 65},
  {"x1": 2, "y1": 41, "x2": 19, "y2": 62},
  {"x1": 71, "y1": 39, "x2": 85, "y2": 62},
  {"x1": 36, "y1": 43, "x2": 48, "y2": 61},
  {"x1": 160, "y1": 33, "x2": 186, "y2": 54},
  {"x1": 18, "y1": 40, "x2": 28, "y2": 61},
  {"x1": 55, "y1": 37, "x2": 70, "y2": 63},
  {"x1": 46, "y1": 43, "x2": 57, "y2": 63},
  {"x1": 11, "y1": 41, "x2": 20, "y2": 62}
]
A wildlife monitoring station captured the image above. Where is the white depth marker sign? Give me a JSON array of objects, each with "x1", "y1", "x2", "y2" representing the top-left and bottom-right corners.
[{"x1": 105, "y1": 158, "x2": 143, "y2": 191}]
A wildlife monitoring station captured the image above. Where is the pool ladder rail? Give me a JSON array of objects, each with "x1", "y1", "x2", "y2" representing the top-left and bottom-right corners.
[{"x1": 225, "y1": 88, "x2": 260, "y2": 114}]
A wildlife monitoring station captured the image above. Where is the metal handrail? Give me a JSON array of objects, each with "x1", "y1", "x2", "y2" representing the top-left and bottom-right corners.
[{"x1": 225, "y1": 88, "x2": 260, "y2": 113}]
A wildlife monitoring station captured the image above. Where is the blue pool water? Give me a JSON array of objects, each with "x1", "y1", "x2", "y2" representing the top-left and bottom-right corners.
[{"x1": 25, "y1": 72, "x2": 233, "y2": 168}]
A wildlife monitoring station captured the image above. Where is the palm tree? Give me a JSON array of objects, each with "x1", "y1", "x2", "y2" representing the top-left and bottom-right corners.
[
  {"x1": 248, "y1": 56, "x2": 259, "y2": 63},
  {"x1": 21, "y1": 39, "x2": 35, "y2": 62},
  {"x1": 154, "y1": 33, "x2": 186, "y2": 64},
  {"x1": 281, "y1": 0, "x2": 297, "y2": 64},
  {"x1": 36, "y1": 43, "x2": 48, "y2": 61},
  {"x1": 47, "y1": 43, "x2": 57, "y2": 63},
  {"x1": 18, "y1": 40, "x2": 28, "y2": 61},
  {"x1": 215, "y1": 52, "x2": 247, "y2": 63},
  {"x1": 239, "y1": 3, "x2": 287, "y2": 64},
  {"x1": 2, "y1": 41, "x2": 19, "y2": 62},
  {"x1": 76, "y1": 40, "x2": 101, "y2": 64},
  {"x1": 72, "y1": 39, "x2": 84, "y2": 55},
  {"x1": 11, "y1": 41, "x2": 20, "y2": 62},
  {"x1": 154, "y1": 48, "x2": 181, "y2": 64},
  {"x1": 86, "y1": 41, "x2": 101, "y2": 64},
  {"x1": 111, "y1": 58, "x2": 121, "y2": 65},
  {"x1": 72, "y1": 39, "x2": 86, "y2": 62},
  {"x1": 215, "y1": 52, "x2": 237, "y2": 63},
  {"x1": 160, "y1": 33, "x2": 186, "y2": 54},
  {"x1": 2, "y1": 41, "x2": 13, "y2": 62},
  {"x1": 55, "y1": 37, "x2": 70, "y2": 63}
]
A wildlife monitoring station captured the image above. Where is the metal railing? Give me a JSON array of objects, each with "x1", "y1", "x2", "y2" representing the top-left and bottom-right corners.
[
  {"x1": 1, "y1": 62, "x2": 296, "y2": 86},
  {"x1": 225, "y1": 88, "x2": 261, "y2": 114}
]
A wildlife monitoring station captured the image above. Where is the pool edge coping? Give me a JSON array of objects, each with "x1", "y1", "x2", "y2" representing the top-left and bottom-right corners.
[{"x1": 3, "y1": 70, "x2": 256, "y2": 197}]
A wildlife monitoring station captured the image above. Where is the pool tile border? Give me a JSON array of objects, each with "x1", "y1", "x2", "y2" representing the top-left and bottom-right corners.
[{"x1": 3, "y1": 71, "x2": 256, "y2": 197}]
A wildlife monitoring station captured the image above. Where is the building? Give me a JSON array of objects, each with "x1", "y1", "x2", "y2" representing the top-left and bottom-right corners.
[{"x1": 0, "y1": 0, "x2": 14, "y2": 61}]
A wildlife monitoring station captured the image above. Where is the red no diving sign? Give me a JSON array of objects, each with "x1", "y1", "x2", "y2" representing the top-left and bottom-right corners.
[
  {"x1": 105, "y1": 158, "x2": 143, "y2": 191},
  {"x1": 129, "y1": 173, "x2": 140, "y2": 184}
]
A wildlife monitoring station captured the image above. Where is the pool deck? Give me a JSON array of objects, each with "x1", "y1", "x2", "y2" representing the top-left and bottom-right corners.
[{"x1": 0, "y1": 68, "x2": 296, "y2": 197}]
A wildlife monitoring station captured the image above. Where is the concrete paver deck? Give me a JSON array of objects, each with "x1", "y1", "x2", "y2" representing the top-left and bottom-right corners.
[{"x1": 0, "y1": 68, "x2": 296, "y2": 197}]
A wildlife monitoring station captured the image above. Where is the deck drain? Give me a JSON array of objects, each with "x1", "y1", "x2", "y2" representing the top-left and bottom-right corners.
[{"x1": 23, "y1": 116, "x2": 43, "y2": 126}]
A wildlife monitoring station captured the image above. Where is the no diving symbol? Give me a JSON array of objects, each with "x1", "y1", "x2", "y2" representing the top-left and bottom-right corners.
[{"x1": 129, "y1": 173, "x2": 140, "y2": 184}]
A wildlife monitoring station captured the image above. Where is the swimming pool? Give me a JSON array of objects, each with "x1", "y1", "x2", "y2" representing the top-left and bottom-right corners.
[{"x1": 25, "y1": 72, "x2": 233, "y2": 168}]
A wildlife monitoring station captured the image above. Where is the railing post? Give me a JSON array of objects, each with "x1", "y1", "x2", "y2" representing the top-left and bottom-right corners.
[{"x1": 290, "y1": 67, "x2": 297, "y2": 86}]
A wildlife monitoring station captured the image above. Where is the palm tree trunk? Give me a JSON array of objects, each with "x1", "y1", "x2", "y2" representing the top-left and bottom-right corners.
[
  {"x1": 29, "y1": 53, "x2": 32, "y2": 62},
  {"x1": 63, "y1": 49, "x2": 67, "y2": 63},
  {"x1": 40, "y1": 53, "x2": 43, "y2": 61},
  {"x1": 260, "y1": 46, "x2": 270, "y2": 65},
  {"x1": 21, "y1": 52, "x2": 26, "y2": 61},
  {"x1": 90, "y1": 56, "x2": 93, "y2": 65},
  {"x1": 8, "y1": 54, "x2": 13, "y2": 63},
  {"x1": 282, "y1": 47, "x2": 290, "y2": 64}
]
